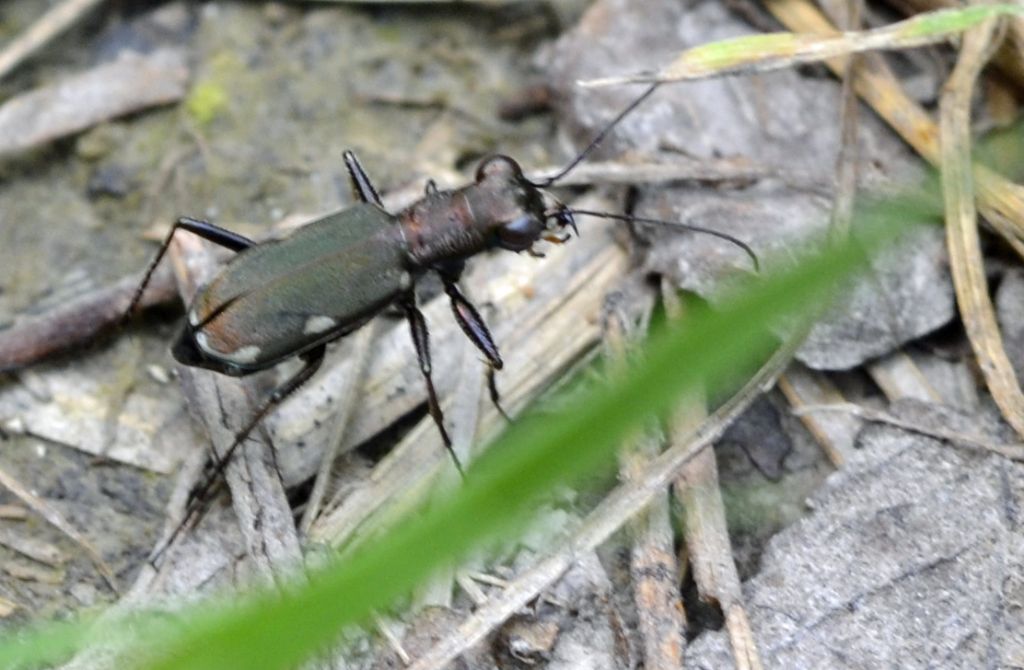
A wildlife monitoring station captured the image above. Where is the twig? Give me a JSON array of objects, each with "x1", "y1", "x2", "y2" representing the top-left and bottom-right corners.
[
  {"x1": 405, "y1": 326, "x2": 806, "y2": 670},
  {"x1": 827, "y1": 0, "x2": 864, "y2": 240},
  {"x1": 663, "y1": 282, "x2": 762, "y2": 670},
  {"x1": 0, "y1": 464, "x2": 117, "y2": 592},
  {"x1": 0, "y1": 265, "x2": 177, "y2": 371},
  {"x1": 792, "y1": 402, "x2": 1024, "y2": 461},
  {"x1": 0, "y1": 0, "x2": 107, "y2": 82},
  {"x1": 604, "y1": 288, "x2": 687, "y2": 670},
  {"x1": 865, "y1": 351, "x2": 941, "y2": 403}
]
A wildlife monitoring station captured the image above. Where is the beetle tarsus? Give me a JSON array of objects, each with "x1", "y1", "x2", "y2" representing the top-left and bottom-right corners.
[{"x1": 343, "y1": 150, "x2": 383, "y2": 208}]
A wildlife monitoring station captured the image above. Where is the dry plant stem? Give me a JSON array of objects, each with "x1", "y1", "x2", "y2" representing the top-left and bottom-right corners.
[
  {"x1": 0, "y1": 0, "x2": 107, "y2": 81},
  {"x1": 827, "y1": 0, "x2": 864, "y2": 239},
  {"x1": 777, "y1": 365, "x2": 858, "y2": 465},
  {"x1": 885, "y1": 0, "x2": 1024, "y2": 86},
  {"x1": 662, "y1": 284, "x2": 763, "y2": 670},
  {"x1": 766, "y1": 0, "x2": 1024, "y2": 259},
  {"x1": 865, "y1": 351, "x2": 941, "y2": 402},
  {"x1": 939, "y1": 18, "x2": 1024, "y2": 438},
  {"x1": 605, "y1": 294, "x2": 687, "y2": 670},
  {"x1": 165, "y1": 234, "x2": 302, "y2": 584},
  {"x1": 405, "y1": 329, "x2": 804, "y2": 670},
  {"x1": 0, "y1": 265, "x2": 177, "y2": 371},
  {"x1": 794, "y1": 403, "x2": 1024, "y2": 461},
  {"x1": 0, "y1": 464, "x2": 117, "y2": 592},
  {"x1": 299, "y1": 320, "x2": 379, "y2": 535}
]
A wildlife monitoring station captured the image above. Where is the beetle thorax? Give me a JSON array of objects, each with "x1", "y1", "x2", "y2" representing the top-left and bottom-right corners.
[{"x1": 399, "y1": 155, "x2": 549, "y2": 268}]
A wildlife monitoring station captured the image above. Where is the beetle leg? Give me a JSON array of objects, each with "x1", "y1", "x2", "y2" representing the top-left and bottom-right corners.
[
  {"x1": 441, "y1": 277, "x2": 511, "y2": 422},
  {"x1": 151, "y1": 345, "x2": 326, "y2": 564},
  {"x1": 343, "y1": 150, "x2": 383, "y2": 208},
  {"x1": 125, "y1": 217, "x2": 255, "y2": 322},
  {"x1": 425, "y1": 179, "x2": 439, "y2": 197},
  {"x1": 402, "y1": 295, "x2": 465, "y2": 478}
]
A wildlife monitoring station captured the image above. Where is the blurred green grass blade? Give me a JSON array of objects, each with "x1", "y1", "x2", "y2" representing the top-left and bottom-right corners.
[{"x1": 0, "y1": 192, "x2": 933, "y2": 670}]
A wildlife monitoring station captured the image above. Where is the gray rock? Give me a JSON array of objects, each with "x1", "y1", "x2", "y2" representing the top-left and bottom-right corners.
[{"x1": 685, "y1": 399, "x2": 1024, "y2": 669}]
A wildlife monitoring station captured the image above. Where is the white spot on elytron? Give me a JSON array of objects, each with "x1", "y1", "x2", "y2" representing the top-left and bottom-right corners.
[
  {"x1": 222, "y1": 345, "x2": 261, "y2": 364},
  {"x1": 188, "y1": 307, "x2": 200, "y2": 326},
  {"x1": 303, "y1": 315, "x2": 337, "y2": 335},
  {"x1": 195, "y1": 331, "x2": 261, "y2": 364},
  {"x1": 399, "y1": 272, "x2": 412, "y2": 291}
]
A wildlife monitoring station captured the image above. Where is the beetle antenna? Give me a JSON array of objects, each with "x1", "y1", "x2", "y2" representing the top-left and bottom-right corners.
[
  {"x1": 570, "y1": 208, "x2": 760, "y2": 272},
  {"x1": 530, "y1": 82, "x2": 661, "y2": 188}
]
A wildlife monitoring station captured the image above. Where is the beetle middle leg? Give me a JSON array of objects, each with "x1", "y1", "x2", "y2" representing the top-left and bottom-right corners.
[
  {"x1": 401, "y1": 294, "x2": 466, "y2": 477},
  {"x1": 125, "y1": 217, "x2": 255, "y2": 321}
]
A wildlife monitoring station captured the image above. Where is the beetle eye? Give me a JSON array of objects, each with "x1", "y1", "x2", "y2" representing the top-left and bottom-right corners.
[{"x1": 497, "y1": 214, "x2": 542, "y2": 251}]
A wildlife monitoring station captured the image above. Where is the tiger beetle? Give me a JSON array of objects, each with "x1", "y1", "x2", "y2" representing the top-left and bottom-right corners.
[{"x1": 126, "y1": 82, "x2": 757, "y2": 557}]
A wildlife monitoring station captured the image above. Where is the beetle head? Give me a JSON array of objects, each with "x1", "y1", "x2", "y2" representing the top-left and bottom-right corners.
[{"x1": 474, "y1": 155, "x2": 576, "y2": 253}]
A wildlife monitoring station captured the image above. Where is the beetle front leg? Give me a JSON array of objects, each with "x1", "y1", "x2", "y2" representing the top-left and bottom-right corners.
[
  {"x1": 125, "y1": 217, "x2": 255, "y2": 322},
  {"x1": 441, "y1": 278, "x2": 511, "y2": 422},
  {"x1": 402, "y1": 295, "x2": 465, "y2": 478},
  {"x1": 342, "y1": 150, "x2": 383, "y2": 208}
]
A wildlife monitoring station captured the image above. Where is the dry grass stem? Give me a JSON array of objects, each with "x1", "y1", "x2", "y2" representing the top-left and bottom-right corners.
[
  {"x1": 939, "y1": 17, "x2": 1024, "y2": 438},
  {"x1": 767, "y1": 0, "x2": 1024, "y2": 260},
  {"x1": 793, "y1": 402, "x2": 1024, "y2": 461}
]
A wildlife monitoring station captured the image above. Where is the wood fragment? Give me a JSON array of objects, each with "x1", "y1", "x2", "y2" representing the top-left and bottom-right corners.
[
  {"x1": 3, "y1": 559, "x2": 65, "y2": 584},
  {"x1": 826, "y1": 0, "x2": 863, "y2": 240},
  {"x1": 938, "y1": 17, "x2": 1024, "y2": 439},
  {"x1": 0, "y1": 265, "x2": 178, "y2": 372},
  {"x1": 298, "y1": 320, "x2": 379, "y2": 535},
  {"x1": 404, "y1": 326, "x2": 804, "y2": 670},
  {"x1": 0, "y1": 505, "x2": 28, "y2": 520},
  {"x1": 605, "y1": 289, "x2": 687, "y2": 670},
  {"x1": 777, "y1": 364, "x2": 859, "y2": 466},
  {"x1": 0, "y1": 464, "x2": 117, "y2": 592},
  {"x1": 663, "y1": 283, "x2": 763, "y2": 670},
  {"x1": 0, "y1": 0, "x2": 108, "y2": 82},
  {"x1": 865, "y1": 351, "x2": 941, "y2": 403},
  {"x1": 0, "y1": 595, "x2": 18, "y2": 617},
  {"x1": 163, "y1": 234, "x2": 302, "y2": 584},
  {"x1": 0, "y1": 48, "x2": 188, "y2": 157}
]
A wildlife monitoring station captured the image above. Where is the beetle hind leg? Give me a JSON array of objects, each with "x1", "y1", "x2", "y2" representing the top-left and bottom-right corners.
[
  {"x1": 343, "y1": 150, "x2": 383, "y2": 208},
  {"x1": 125, "y1": 217, "x2": 255, "y2": 324},
  {"x1": 150, "y1": 345, "x2": 326, "y2": 564}
]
